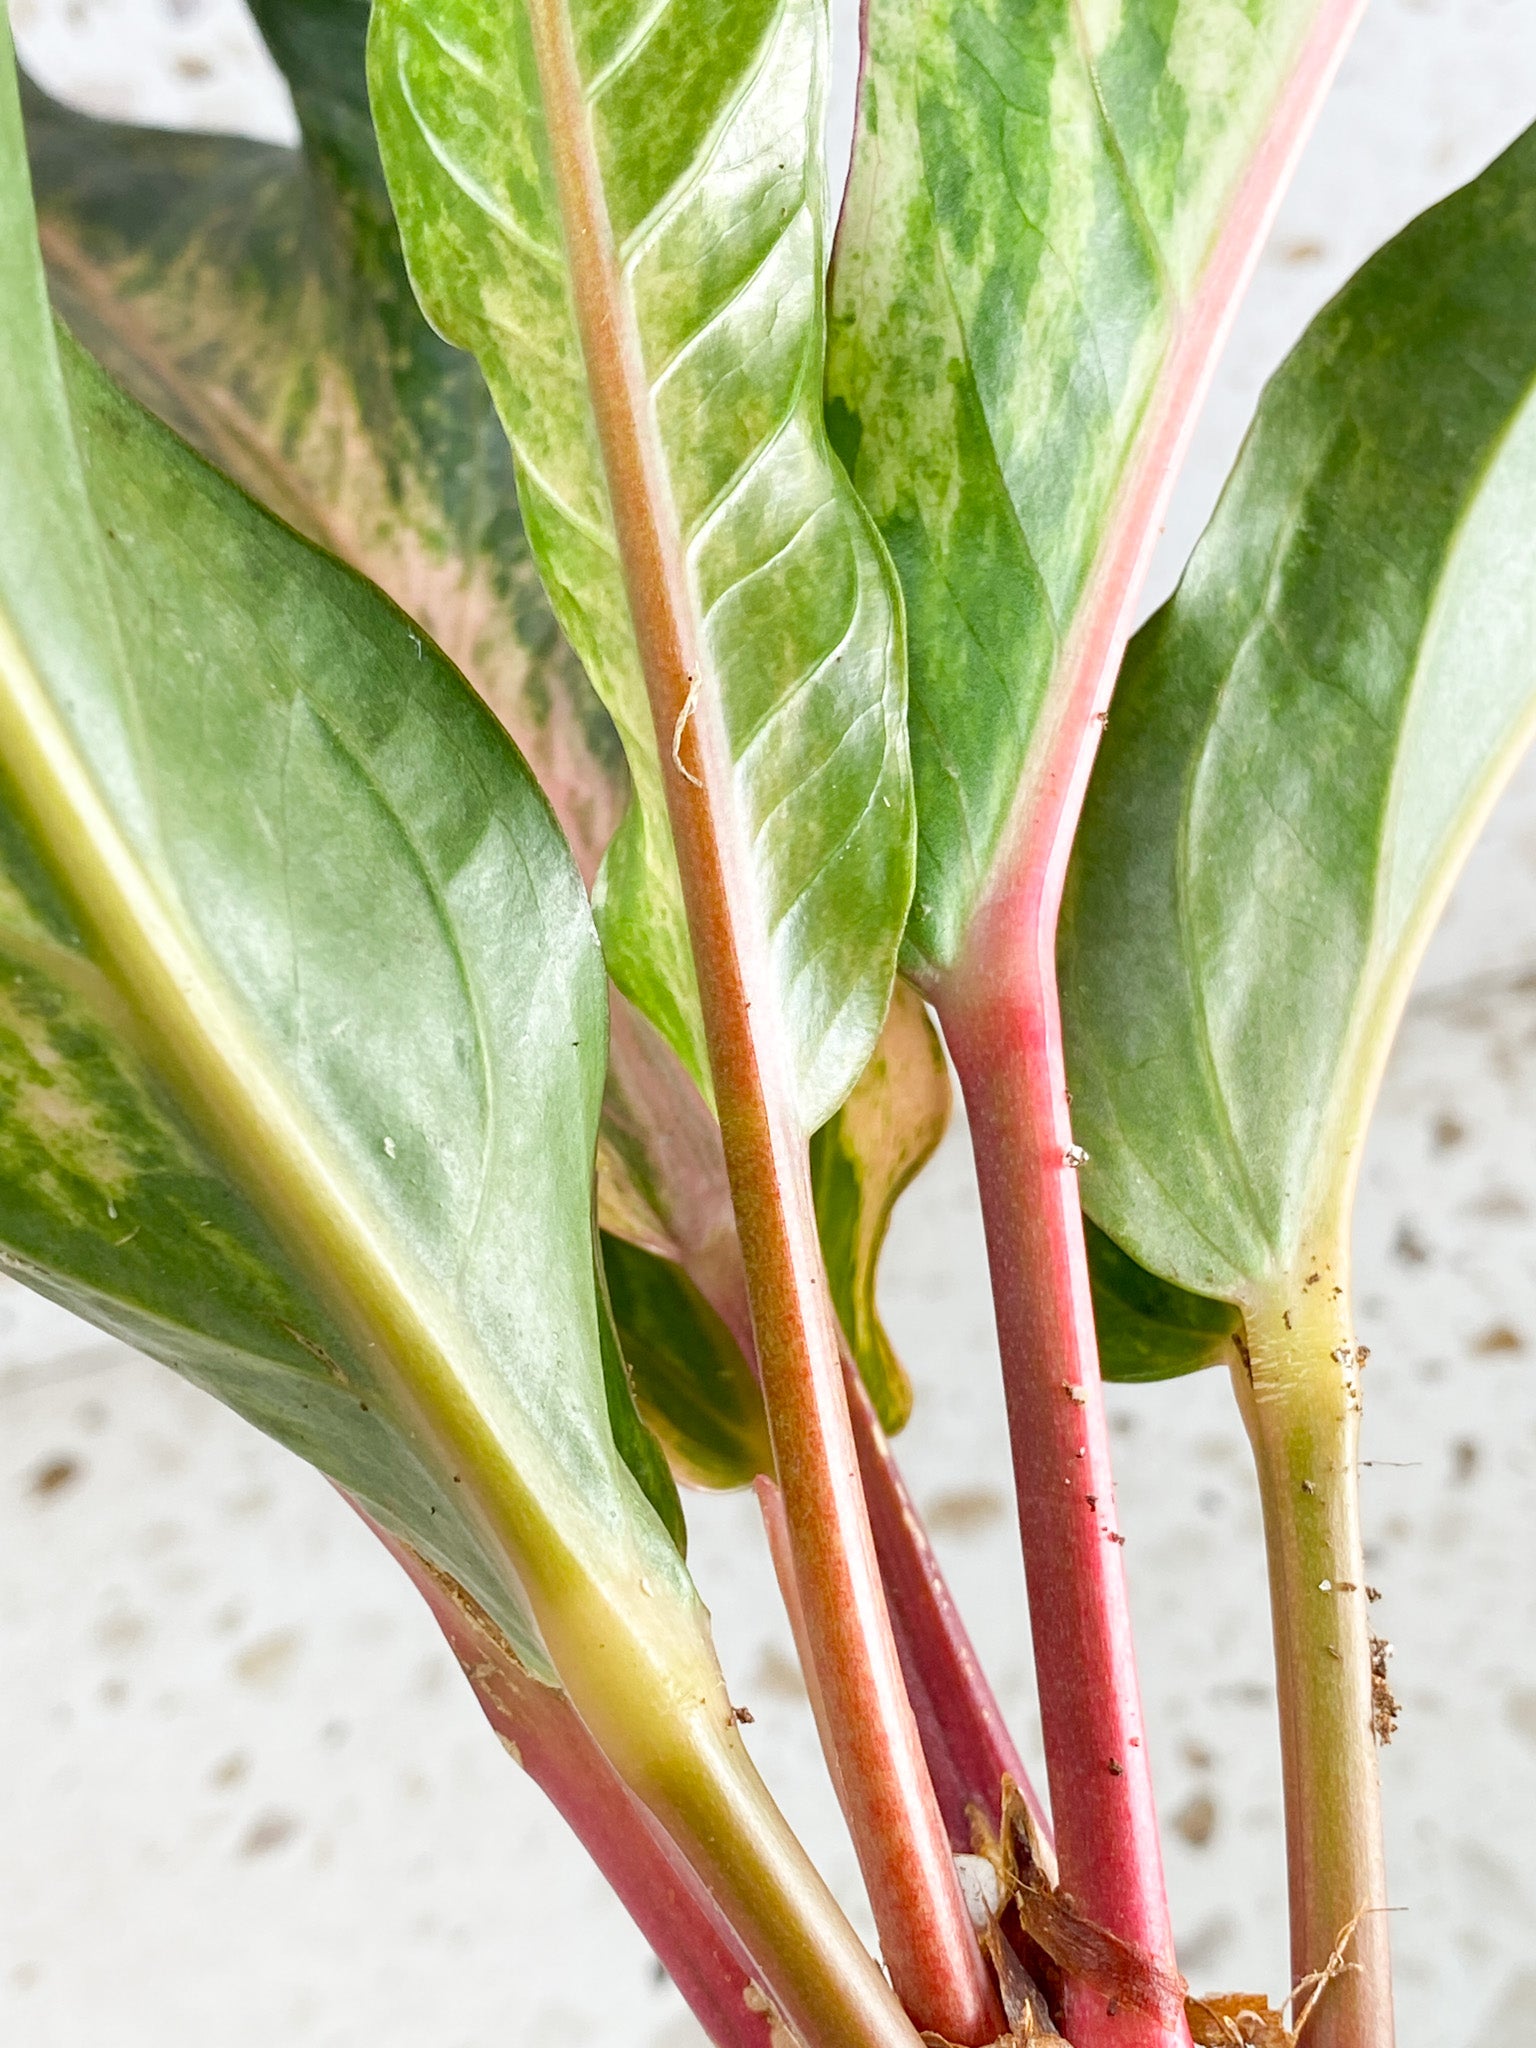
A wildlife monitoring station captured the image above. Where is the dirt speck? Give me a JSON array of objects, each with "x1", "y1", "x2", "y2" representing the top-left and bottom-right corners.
[
  {"x1": 1177, "y1": 1913, "x2": 1236, "y2": 1979},
  {"x1": 29, "y1": 1455, "x2": 81, "y2": 1499},
  {"x1": 753, "y1": 1645, "x2": 807, "y2": 1702},
  {"x1": 135, "y1": 1520, "x2": 182, "y2": 1558},
  {"x1": 1279, "y1": 237, "x2": 1327, "y2": 265},
  {"x1": 210, "y1": 1752, "x2": 250, "y2": 1790},
  {"x1": 1504, "y1": 1687, "x2": 1536, "y2": 1750},
  {"x1": 1172, "y1": 1793, "x2": 1217, "y2": 1847},
  {"x1": 226, "y1": 1485, "x2": 273, "y2": 1519},
  {"x1": 1432, "y1": 1114, "x2": 1467, "y2": 1151},
  {"x1": 923, "y1": 1486, "x2": 1004, "y2": 1535},
  {"x1": 1467, "y1": 1184, "x2": 1528, "y2": 1220},
  {"x1": 1472, "y1": 1323, "x2": 1524, "y2": 1356},
  {"x1": 240, "y1": 1811, "x2": 299, "y2": 1858},
  {"x1": 233, "y1": 1628, "x2": 301, "y2": 1690},
  {"x1": 95, "y1": 1610, "x2": 149, "y2": 1654},
  {"x1": 1451, "y1": 1439, "x2": 1479, "y2": 1485},
  {"x1": 1370, "y1": 1638, "x2": 1400, "y2": 1746},
  {"x1": 1214, "y1": 1681, "x2": 1273, "y2": 1708}
]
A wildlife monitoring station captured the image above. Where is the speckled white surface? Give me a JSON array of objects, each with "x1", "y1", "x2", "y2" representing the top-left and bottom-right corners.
[{"x1": 3, "y1": 2, "x2": 1536, "y2": 2042}]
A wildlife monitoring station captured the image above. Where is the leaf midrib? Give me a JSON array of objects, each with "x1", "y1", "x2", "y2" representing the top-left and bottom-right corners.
[
  {"x1": 0, "y1": 589, "x2": 594, "y2": 1639},
  {"x1": 520, "y1": 0, "x2": 798, "y2": 1116}
]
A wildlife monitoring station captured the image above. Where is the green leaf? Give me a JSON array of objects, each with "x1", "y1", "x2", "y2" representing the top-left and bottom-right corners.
[
  {"x1": 0, "y1": 25, "x2": 699, "y2": 1690},
  {"x1": 595, "y1": 1240, "x2": 690, "y2": 1540},
  {"x1": 827, "y1": 0, "x2": 1348, "y2": 980},
  {"x1": 368, "y1": 0, "x2": 914, "y2": 1132},
  {"x1": 602, "y1": 1233, "x2": 772, "y2": 1491},
  {"x1": 1060, "y1": 122, "x2": 1536, "y2": 1308},
  {"x1": 1087, "y1": 1223, "x2": 1240, "y2": 1385},
  {"x1": 20, "y1": 15, "x2": 626, "y2": 893},
  {"x1": 24, "y1": 12, "x2": 934, "y2": 1479},
  {"x1": 24, "y1": 15, "x2": 770, "y2": 1450},
  {"x1": 601, "y1": 982, "x2": 949, "y2": 1458},
  {"x1": 810, "y1": 980, "x2": 948, "y2": 1432},
  {"x1": 1, "y1": 39, "x2": 989, "y2": 2031},
  {"x1": 37, "y1": 0, "x2": 932, "y2": 1488}
]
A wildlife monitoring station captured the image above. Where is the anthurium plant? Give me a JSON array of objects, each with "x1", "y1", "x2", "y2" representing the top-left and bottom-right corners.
[{"x1": 4, "y1": 0, "x2": 1533, "y2": 2041}]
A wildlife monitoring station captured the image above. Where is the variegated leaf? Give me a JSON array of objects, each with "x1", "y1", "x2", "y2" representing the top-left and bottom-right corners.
[
  {"x1": 369, "y1": 0, "x2": 914, "y2": 1132},
  {"x1": 22, "y1": 6, "x2": 623, "y2": 888},
  {"x1": 0, "y1": 18, "x2": 697, "y2": 1679},
  {"x1": 828, "y1": 0, "x2": 1357, "y2": 981}
]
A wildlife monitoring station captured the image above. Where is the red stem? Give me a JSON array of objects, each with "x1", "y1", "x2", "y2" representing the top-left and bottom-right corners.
[
  {"x1": 520, "y1": 1, "x2": 999, "y2": 2028},
  {"x1": 372, "y1": 1520, "x2": 779, "y2": 2048},
  {"x1": 928, "y1": 15, "x2": 1366, "y2": 2043},
  {"x1": 725, "y1": 1201, "x2": 998, "y2": 2043},
  {"x1": 942, "y1": 985, "x2": 1182, "y2": 2048},
  {"x1": 755, "y1": 1475, "x2": 845, "y2": 1801},
  {"x1": 845, "y1": 1362, "x2": 1053, "y2": 1865},
  {"x1": 718, "y1": 1248, "x2": 1051, "y2": 1870}
]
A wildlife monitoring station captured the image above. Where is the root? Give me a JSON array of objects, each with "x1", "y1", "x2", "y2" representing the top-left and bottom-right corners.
[
  {"x1": 1288, "y1": 1908, "x2": 1366, "y2": 2039},
  {"x1": 1184, "y1": 1901, "x2": 1375, "y2": 2046},
  {"x1": 1185, "y1": 1992, "x2": 1289, "y2": 2046}
]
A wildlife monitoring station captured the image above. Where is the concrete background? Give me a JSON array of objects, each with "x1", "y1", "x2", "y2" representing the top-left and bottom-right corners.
[{"x1": 4, "y1": 0, "x2": 1536, "y2": 2041}]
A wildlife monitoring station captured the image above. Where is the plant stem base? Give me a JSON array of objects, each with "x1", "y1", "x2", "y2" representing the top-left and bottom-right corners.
[{"x1": 1236, "y1": 1279, "x2": 1394, "y2": 2048}]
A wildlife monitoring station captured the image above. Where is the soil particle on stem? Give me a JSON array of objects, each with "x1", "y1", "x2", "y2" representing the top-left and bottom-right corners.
[{"x1": 1370, "y1": 1637, "x2": 1400, "y2": 1744}]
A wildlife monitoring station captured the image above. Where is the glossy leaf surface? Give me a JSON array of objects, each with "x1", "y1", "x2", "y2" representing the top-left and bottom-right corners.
[
  {"x1": 25, "y1": 16, "x2": 936, "y2": 1477},
  {"x1": 23, "y1": 10, "x2": 770, "y2": 1408},
  {"x1": 828, "y1": 0, "x2": 1348, "y2": 979},
  {"x1": 21, "y1": 5, "x2": 624, "y2": 892},
  {"x1": 0, "y1": 31, "x2": 693, "y2": 1682},
  {"x1": 1061, "y1": 123, "x2": 1536, "y2": 1304},
  {"x1": 369, "y1": 0, "x2": 913, "y2": 1132}
]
